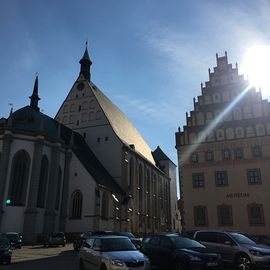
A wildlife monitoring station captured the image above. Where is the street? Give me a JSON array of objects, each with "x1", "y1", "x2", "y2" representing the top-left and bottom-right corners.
[{"x1": 1, "y1": 244, "x2": 79, "y2": 270}]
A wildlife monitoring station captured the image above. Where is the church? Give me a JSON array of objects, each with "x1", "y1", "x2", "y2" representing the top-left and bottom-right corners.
[{"x1": 0, "y1": 46, "x2": 178, "y2": 242}]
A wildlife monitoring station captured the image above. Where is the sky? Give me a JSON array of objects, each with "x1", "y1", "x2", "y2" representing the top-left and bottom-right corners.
[{"x1": 1, "y1": 0, "x2": 270, "y2": 166}]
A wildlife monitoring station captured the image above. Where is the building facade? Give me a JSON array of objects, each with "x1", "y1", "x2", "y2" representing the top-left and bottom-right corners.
[
  {"x1": 175, "y1": 52, "x2": 270, "y2": 235},
  {"x1": 0, "y1": 46, "x2": 178, "y2": 242}
]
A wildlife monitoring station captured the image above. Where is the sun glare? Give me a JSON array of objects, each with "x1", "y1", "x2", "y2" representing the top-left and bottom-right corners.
[{"x1": 242, "y1": 45, "x2": 270, "y2": 94}]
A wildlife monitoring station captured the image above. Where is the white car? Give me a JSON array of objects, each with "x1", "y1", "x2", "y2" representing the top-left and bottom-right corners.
[{"x1": 79, "y1": 235, "x2": 151, "y2": 270}]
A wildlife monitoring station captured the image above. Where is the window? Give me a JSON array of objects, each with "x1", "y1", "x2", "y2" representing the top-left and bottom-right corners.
[
  {"x1": 37, "y1": 155, "x2": 49, "y2": 208},
  {"x1": 70, "y1": 190, "x2": 83, "y2": 219},
  {"x1": 215, "y1": 171, "x2": 228, "y2": 186},
  {"x1": 160, "y1": 236, "x2": 173, "y2": 249},
  {"x1": 55, "y1": 167, "x2": 62, "y2": 210},
  {"x1": 8, "y1": 150, "x2": 31, "y2": 206},
  {"x1": 191, "y1": 153, "x2": 198, "y2": 163},
  {"x1": 234, "y1": 148, "x2": 243, "y2": 159},
  {"x1": 247, "y1": 169, "x2": 261, "y2": 184},
  {"x1": 252, "y1": 146, "x2": 262, "y2": 157},
  {"x1": 195, "y1": 232, "x2": 217, "y2": 243},
  {"x1": 101, "y1": 192, "x2": 109, "y2": 219},
  {"x1": 217, "y1": 205, "x2": 233, "y2": 226},
  {"x1": 222, "y1": 149, "x2": 231, "y2": 160},
  {"x1": 194, "y1": 206, "x2": 208, "y2": 226},
  {"x1": 192, "y1": 173, "x2": 204, "y2": 188},
  {"x1": 248, "y1": 204, "x2": 264, "y2": 225},
  {"x1": 150, "y1": 236, "x2": 160, "y2": 245},
  {"x1": 205, "y1": 151, "x2": 213, "y2": 161}
]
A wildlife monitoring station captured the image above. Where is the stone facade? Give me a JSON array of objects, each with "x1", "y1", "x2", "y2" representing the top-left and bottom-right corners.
[{"x1": 176, "y1": 52, "x2": 270, "y2": 234}]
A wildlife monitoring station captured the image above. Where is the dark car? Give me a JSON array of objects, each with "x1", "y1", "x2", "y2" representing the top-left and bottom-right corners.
[
  {"x1": 43, "y1": 232, "x2": 66, "y2": 247},
  {"x1": 193, "y1": 230, "x2": 270, "y2": 270},
  {"x1": 141, "y1": 233, "x2": 220, "y2": 270},
  {"x1": 5, "y1": 232, "x2": 22, "y2": 249},
  {"x1": 0, "y1": 237, "x2": 12, "y2": 264}
]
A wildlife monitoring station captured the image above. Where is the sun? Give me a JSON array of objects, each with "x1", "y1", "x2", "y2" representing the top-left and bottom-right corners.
[{"x1": 242, "y1": 45, "x2": 270, "y2": 95}]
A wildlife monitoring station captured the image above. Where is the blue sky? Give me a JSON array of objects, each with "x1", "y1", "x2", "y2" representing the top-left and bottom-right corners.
[{"x1": 1, "y1": 0, "x2": 270, "y2": 164}]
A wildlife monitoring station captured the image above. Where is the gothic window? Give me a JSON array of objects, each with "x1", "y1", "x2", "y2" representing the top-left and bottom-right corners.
[
  {"x1": 70, "y1": 190, "x2": 83, "y2": 219},
  {"x1": 217, "y1": 205, "x2": 233, "y2": 226},
  {"x1": 233, "y1": 108, "x2": 242, "y2": 120},
  {"x1": 252, "y1": 146, "x2": 262, "y2": 157},
  {"x1": 222, "y1": 149, "x2": 231, "y2": 160},
  {"x1": 55, "y1": 167, "x2": 62, "y2": 210},
  {"x1": 256, "y1": 124, "x2": 265, "y2": 136},
  {"x1": 8, "y1": 150, "x2": 31, "y2": 206},
  {"x1": 128, "y1": 158, "x2": 134, "y2": 191},
  {"x1": 101, "y1": 192, "x2": 109, "y2": 219},
  {"x1": 247, "y1": 204, "x2": 264, "y2": 225},
  {"x1": 247, "y1": 169, "x2": 261, "y2": 185},
  {"x1": 37, "y1": 155, "x2": 49, "y2": 208},
  {"x1": 96, "y1": 110, "x2": 102, "y2": 120},
  {"x1": 234, "y1": 148, "x2": 243, "y2": 159},
  {"x1": 236, "y1": 127, "x2": 244, "y2": 138},
  {"x1": 215, "y1": 171, "x2": 228, "y2": 186},
  {"x1": 216, "y1": 129, "x2": 224, "y2": 140},
  {"x1": 192, "y1": 173, "x2": 205, "y2": 188},
  {"x1": 194, "y1": 206, "x2": 208, "y2": 226}
]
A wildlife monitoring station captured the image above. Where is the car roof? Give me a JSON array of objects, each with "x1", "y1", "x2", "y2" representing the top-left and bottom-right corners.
[{"x1": 91, "y1": 235, "x2": 129, "y2": 239}]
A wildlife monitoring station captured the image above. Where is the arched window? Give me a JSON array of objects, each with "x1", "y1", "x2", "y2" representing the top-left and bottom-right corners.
[
  {"x1": 37, "y1": 155, "x2": 49, "y2": 208},
  {"x1": 70, "y1": 190, "x2": 83, "y2": 219},
  {"x1": 101, "y1": 192, "x2": 109, "y2": 219},
  {"x1": 55, "y1": 167, "x2": 62, "y2": 210},
  {"x1": 8, "y1": 150, "x2": 31, "y2": 206}
]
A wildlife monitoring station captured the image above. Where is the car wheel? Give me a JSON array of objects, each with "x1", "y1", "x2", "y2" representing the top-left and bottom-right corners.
[
  {"x1": 79, "y1": 260, "x2": 85, "y2": 270},
  {"x1": 175, "y1": 260, "x2": 186, "y2": 270},
  {"x1": 236, "y1": 255, "x2": 252, "y2": 270}
]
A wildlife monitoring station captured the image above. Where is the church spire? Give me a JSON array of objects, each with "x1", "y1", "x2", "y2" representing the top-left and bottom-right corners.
[
  {"x1": 79, "y1": 41, "x2": 92, "y2": 82},
  {"x1": 29, "y1": 74, "x2": 40, "y2": 112}
]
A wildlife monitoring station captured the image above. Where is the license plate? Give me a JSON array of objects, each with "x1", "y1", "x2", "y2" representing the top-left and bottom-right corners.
[{"x1": 207, "y1": 262, "x2": 218, "y2": 267}]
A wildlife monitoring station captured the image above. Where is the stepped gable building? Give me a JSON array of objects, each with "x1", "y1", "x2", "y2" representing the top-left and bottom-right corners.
[
  {"x1": 0, "y1": 45, "x2": 178, "y2": 242},
  {"x1": 175, "y1": 52, "x2": 270, "y2": 234}
]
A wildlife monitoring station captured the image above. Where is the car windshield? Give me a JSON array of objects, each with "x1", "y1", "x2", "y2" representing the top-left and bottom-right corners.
[
  {"x1": 118, "y1": 232, "x2": 135, "y2": 238},
  {"x1": 101, "y1": 238, "x2": 136, "y2": 251},
  {"x1": 6, "y1": 233, "x2": 19, "y2": 240},
  {"x1": 0, "y1": 238, "x2": 10, "y2": 247},
  {"x1": 230, "y1": 233, "x2": 256, "y2": 245},
  {"x1": 172, "y1": 236, "x2": 205, "y2": 249}
]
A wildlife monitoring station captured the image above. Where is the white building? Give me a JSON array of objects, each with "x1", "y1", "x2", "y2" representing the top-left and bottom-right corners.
[{"x1": 0, "y1": 46, "x2": 179, "y2": 242}]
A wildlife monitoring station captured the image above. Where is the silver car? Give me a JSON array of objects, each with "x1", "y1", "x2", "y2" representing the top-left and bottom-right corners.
[
  {"x1": 194, "y1": 230, "x2": 270, "y2": 270},
  {"x1": 79, "y1": 235, "x2": 150, "y2": 270}
]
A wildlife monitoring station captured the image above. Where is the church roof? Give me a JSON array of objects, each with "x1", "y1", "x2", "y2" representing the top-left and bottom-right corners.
[
  {"x1": 89, "y1": 81, "x2": 156, "y2": 165},
  {"x1": 5, "y1": 106, "x2": 124, "y2": 194},
  {"x1": 152, "y1": 146, "x2": 176, "y2": 166}
]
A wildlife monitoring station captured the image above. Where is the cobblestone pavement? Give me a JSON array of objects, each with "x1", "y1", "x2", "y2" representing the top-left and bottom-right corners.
[{"x1": 10, "y1": 243, "x2": 74, "y2": 263}]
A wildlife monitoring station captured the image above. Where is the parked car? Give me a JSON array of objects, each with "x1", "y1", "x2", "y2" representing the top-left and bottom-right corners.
[
  {"x1": 43, "y1": 232, "x2": 66, "y2": 247},
  {"x1": 140, "y1": 233, "x2": 221, "y2": 270},
  {"x1": 5, "y1": 232, "x2": 22, "y2": 249},
  {"x1": 79, "y1": 235, "x2": 151, "y2": 270},
  {"x1": 114, "y1": 232, "x2": 142, "y2": 249},
  {"x1": 0, "y1": 237, "x2": 12, "y2": 264},
  {"x1": 193, "y1": 230, "x2": 270, "y2": 270},
  {"x1": 73, "y1": 232, "x2": 93, "y2": 251}
]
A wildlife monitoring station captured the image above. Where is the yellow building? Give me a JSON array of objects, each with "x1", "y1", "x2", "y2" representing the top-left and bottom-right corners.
[{"x1": 175, "y1": 52, "x2": 270, "y2": 235}]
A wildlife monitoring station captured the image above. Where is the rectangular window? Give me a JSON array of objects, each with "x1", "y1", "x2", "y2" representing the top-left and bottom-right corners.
[
  {"x1": 205, "y1": 151, "x2": 213, "y2": 161},
  {"x1": 217, "y1": 205, "x2": 233, "y2": 226},
  {"x1": 222, "y1": 149, "x2": 231, "y2": 160},
  {"x1": 248, "y1": 204, "x2": 264, "y2": 225},
  {"x1": 235, "y1": 148, "x2": 243, "y2": 159},
  {"x1": 252, "y1": 146, "x2": 262, "y2": 157},
  {"x1": 215, "y1": 171, "x2": 228, "y2": 186},
  {"x1": 247, "y1": 169, "x2": 261, "y2": 184},
  {"x1": 194, "y1": 206, "x2": 208, "y2": 226},
  {"x1": 191, "y1": 153, "x2": 198, "y2": 163},
  {"x1": 192, "y1": 173, "x2": 205, "y2": 188}
]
